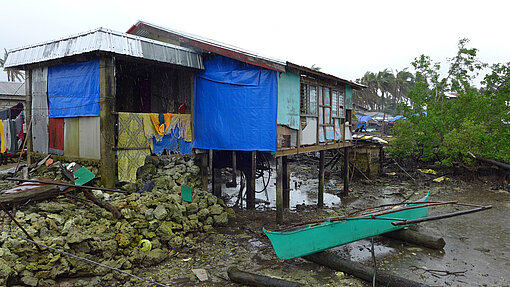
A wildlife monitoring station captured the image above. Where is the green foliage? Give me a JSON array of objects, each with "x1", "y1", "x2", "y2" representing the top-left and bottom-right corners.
[{"x1": 389, "y1": 39, "x2": 510, "y2": 165}]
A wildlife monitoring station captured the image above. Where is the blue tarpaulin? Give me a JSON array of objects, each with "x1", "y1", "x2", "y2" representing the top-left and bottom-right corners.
[
  {"x1": 358, "y1": 116, "x2": 373, "y2": 122},
  {"x1": 48, "y1": 59, "x2": 100, "y2": 118},
  {"x1": 194, "y1": 55, "x2": 277, "y2": 151},
  {"x1": 152, "y1": 126, "x2": 192, "y2": 155}
]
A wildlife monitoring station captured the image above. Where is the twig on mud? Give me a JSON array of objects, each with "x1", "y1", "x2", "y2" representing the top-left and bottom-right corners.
[{"x1": 411, "y1": 266, "x2": 467, "y2": 278}]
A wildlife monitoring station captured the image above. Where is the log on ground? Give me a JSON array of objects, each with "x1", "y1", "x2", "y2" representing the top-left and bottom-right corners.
[
  {"x1": 304, "y1": 251, "x2": 430, "y2": 287},
  {"x1": 227, "y1": 267, "x2": 303, "y2": 287},
  {"x1": 0, "y1": 184, "x2": 63, "y2": 207},
  {"x1": 383, "y1": 228, "x2": 446, "y2": 250}
]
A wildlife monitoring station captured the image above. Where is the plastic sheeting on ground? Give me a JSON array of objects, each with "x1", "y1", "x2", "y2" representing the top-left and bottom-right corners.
[
  {"x1": 194, "y1": 55, "x2": 277, "y2": 151},
  {"x1": 48, "y1": 59, "x2": 100, "y2": 118}
]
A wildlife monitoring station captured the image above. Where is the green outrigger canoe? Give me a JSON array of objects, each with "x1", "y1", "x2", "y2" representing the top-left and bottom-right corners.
[{"x1": 263, "y1": 192, "x2": 430, "y2": 260}]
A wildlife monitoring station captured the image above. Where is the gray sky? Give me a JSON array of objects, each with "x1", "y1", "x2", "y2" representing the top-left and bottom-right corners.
[{"x1": 2, "y1": 0, "x2": 509, "y2": 84}]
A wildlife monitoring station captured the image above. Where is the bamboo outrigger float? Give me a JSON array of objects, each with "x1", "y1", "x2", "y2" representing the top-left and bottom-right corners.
[{"x1": 263, "y1": 192, "x2": 491, "y2": 260}]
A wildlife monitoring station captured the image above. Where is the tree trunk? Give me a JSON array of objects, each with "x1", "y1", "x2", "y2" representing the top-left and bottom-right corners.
[
  {"x1": 304, "y1": 251, "x2": 430, "y2": 287},
  {"x1": 0, "y1": 184, "x2": 63, "y2": 207},
  {"x1": 382, "y1": 228, "x2": 446, "y2": 250}
]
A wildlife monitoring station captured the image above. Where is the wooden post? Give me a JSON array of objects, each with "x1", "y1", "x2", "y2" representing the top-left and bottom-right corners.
[
  {"x1": 246, "y1": 151, "x2": 256, "y2": 209},
  {"x1": 232, "y1": 151, "x2": 237, "y2": 186},
  {"x1": 99, "y1": 57, "x2": 116, "y2": 188},
  {"x1": 318, "y1": 150, "x2": 325, "y2": 208},
  {"x1": 200, "y1": 152, "x2": 208, "y2": 190},
  {"x1": 24, "y1": 69, "x2": 33, "y2": 164},
  {"x1": 276, "y1": 156, "x2": 283, "y2": 223},
  {"x1": 282, "y1": 156, "x2": 290, "y2": 209},
  {"x1": 343, "y1": 147, "x2": 350, "y2": 195}
]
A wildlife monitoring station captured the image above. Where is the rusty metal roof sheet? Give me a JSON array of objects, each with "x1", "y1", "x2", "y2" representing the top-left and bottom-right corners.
[
  {"x1": 286, "y1": 62, "x2": 366, "y2": 90},
  {"x1": 127, "y1": 21, "x2": 286, "y2": 72},
  {"x1": 4, "y1": 28, "x2": 203, "y2": 70}
]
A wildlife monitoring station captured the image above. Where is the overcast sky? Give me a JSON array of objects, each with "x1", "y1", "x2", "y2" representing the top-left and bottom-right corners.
[{"x1": 1, "y1": 0, "x2": 509, "y2": 84}]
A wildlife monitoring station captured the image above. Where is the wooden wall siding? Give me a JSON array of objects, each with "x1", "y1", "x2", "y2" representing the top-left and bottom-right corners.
[
  {"x1": 78, "y1": 117, "x2": 100, "y2": 159},
  {"x1": 31, "y1": 67, "x2": 49, "y2": 154},
  {"x1": 277, "y1": 72, "x2": 300, "y2": 130},
  {"x1": 64, "y1": 118, "x2": 80, "y2": 157}
]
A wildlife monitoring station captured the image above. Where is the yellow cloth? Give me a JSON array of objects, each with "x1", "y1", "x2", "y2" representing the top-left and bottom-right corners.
[
  {"x1": 117, "y1": 112, "x2": 151, "y2": 183},
  {"x1": 169, "y1": 114, "x2": 192, "y2": 142},
  {"x1": 149, "y1": 113, "x2": 172, "y2": 135},
  {"x1": 143, "y1": 113, "x2": 192, "y2": 143},
  {"x1": 0, "y1": 120, "x2": 4, "y2": 153}
]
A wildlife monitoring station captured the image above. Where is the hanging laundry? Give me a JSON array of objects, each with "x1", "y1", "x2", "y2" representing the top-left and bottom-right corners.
[
  {"x1": 10, "y1": 103, "x2": 23, "y2": 119},
  {"x1": 0, "y1": 120, "x2": 5, "y2": 153},
  {"x1": 0, "y1": 109, "x2": 9, "y2": 121},
  {"x1": 3, "y1": 120, "x2": 10, "y2": 153},
  {"x1": 149, "y1": 113, "x2": 172, "y2": 135},
  {"x1": 9, "y1": 119, "x2": 17, "y2": 153},
  {"x1": 117, "y1": 112, "x2": 151, "y2": 183},
  {"x1": 169, "y1": 114, "x2": 192, "y2": 142},
  {"x1": 15, "y1": 116, "x2": 23, "y2": 141},
  {"x1": 152, "y1": 126, "x2": 192, "y2": 155}
]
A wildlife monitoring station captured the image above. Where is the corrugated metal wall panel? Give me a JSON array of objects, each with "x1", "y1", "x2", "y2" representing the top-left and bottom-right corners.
[
  {"x1": 78, "y1": 117, "x2": 100, "y2": 159},
  {"x1": 345, "y1": 85, "x2": 353, "y2": 110},
  {"x1": 32, "y1": 67, "x2": 49, "y2": 154},
  {"x1": 64, "y1": 118, "x2": 80, "y2": 157}
]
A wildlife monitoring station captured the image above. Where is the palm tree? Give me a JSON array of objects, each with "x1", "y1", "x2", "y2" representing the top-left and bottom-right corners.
[
  {"x1": 0, "y1": 48, "x2": 24, "y2": 82},
  {"x1": 376, "y1": 69, "x2": 395, "y2": 135},
  {"x1": 393, "y1": 69, "x2": 415, "y2": 113}
]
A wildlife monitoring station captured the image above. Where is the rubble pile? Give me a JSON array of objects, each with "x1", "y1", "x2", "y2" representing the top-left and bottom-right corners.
[{"x1": 0, "y1": 156, "x2": 234, "y2": 286}]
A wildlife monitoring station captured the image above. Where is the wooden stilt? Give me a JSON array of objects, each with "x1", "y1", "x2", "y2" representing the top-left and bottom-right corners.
[
  {"x1": 282, "y1": 156, "x2": 290, "y2": 209},
  {"x1": 343, "y1": 147, "x2": 350, "y2": 196},
  {"x1": 99, "y1": 57, "x2": 116, "y2": 188},
  {"x1": 276, "y1": 156, "x2": 283, "y2": 223},
  {"x1": 318, "y1": 150, "x2": 325, "y2": 208},
  {"x1": 231, "y1": 151, "x2": 237, "y2": 186},
  {"x1": 246, "y1": 151, "x2": 256, "y2": 209},
  {"x1": 24, "y1": 69, "x2": 33, "y2": 165}
]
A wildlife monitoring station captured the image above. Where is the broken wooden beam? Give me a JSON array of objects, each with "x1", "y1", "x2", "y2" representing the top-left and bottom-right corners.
[
  {"x1": 304, "y1": 251, "x2": 430, "y2": 287},
  {"x1": 0, "y1": 184, "x2": 64, "y2": 207},
  {"x1": 82, "y1": 189, "x2": 122, "y2": 219},
  {"x1": 227, "y1": 267, "x2": 303, "y2": 287},
  {"x1": 382, "y1": 228, "x2": 446, "y2": 250}
]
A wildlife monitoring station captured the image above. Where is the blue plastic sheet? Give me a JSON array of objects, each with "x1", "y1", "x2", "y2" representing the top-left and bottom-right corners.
[
  {"x1": 152, "y1": 126, "x2": 192, "y2": 155},
  {"x1": 48, "y1": 59, "x2": 100, "y2": 118},
  {"x1": 194, "y1": 55, "x2": 277, "y2": 151}
]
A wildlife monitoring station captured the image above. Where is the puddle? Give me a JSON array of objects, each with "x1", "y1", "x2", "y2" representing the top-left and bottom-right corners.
[{"x1": 222, "y1": 168, "x2": 342, "y2": 210}]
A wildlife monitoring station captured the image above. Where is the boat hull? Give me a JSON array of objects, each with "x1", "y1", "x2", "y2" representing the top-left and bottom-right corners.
[{"x1": 263, "y1": 194, "x2": 429, "y2": 260}]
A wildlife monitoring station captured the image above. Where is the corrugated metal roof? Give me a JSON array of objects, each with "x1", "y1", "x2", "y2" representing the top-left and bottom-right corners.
[
  {"x1": 4, "y1": 28, "x2": 203, "y2": 70},
  {"x1": 287, "y1": 62, "x2": 366, "y2": 90},
  {"x1": 0, "y1": 81, "x2": 25, "y2": 96},
  {"x1": 127, "y1": 21, "x2": 286, "y2": 72}
]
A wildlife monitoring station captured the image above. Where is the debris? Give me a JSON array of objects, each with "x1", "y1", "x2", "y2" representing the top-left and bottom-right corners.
[
  {"x1": 418, "y1": 169, "x2": 437, "y2": 175},
  {"x1": 181, "y1": 185, "x2": 193, "y2": 202},
  {"x1": 192, "y1": 268, "x2": 209, "y2": 281},
  {"x1": 386, "y1": 172, "x2": 397, "y2": 176},
  {"x1": 45, "y1": 158, "x2": 54, "y2": 167},
  {"x1": 139, "y1": 239, "x2": 152, "y2": 252},
  {"x1": 138, "y1": 180, "x2": 155, "y2": 193},
  {"x1": 433, "y1": 176, "x2": 447, "y2": 182}
]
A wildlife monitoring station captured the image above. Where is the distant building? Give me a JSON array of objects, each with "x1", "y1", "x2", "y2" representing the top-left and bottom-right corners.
[{"x1": 0, "y1": 81, "x2": 25, "y2": 110}]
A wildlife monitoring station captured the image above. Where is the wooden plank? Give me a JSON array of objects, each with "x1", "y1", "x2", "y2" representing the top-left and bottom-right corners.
[
  {"x1": 48, "y1": 118, "x2": 64, "y2": 154},
  {"x1": 99, "y1": 57, "x2": 116, "y2": 188},
  {"x1": 275, "y1": 141, "x2": 352, "y2": 157}
]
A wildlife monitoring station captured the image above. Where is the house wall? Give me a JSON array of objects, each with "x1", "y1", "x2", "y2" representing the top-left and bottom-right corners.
[{"x1": 277, "y1": 72, "x2": 300, "y2": 130}]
